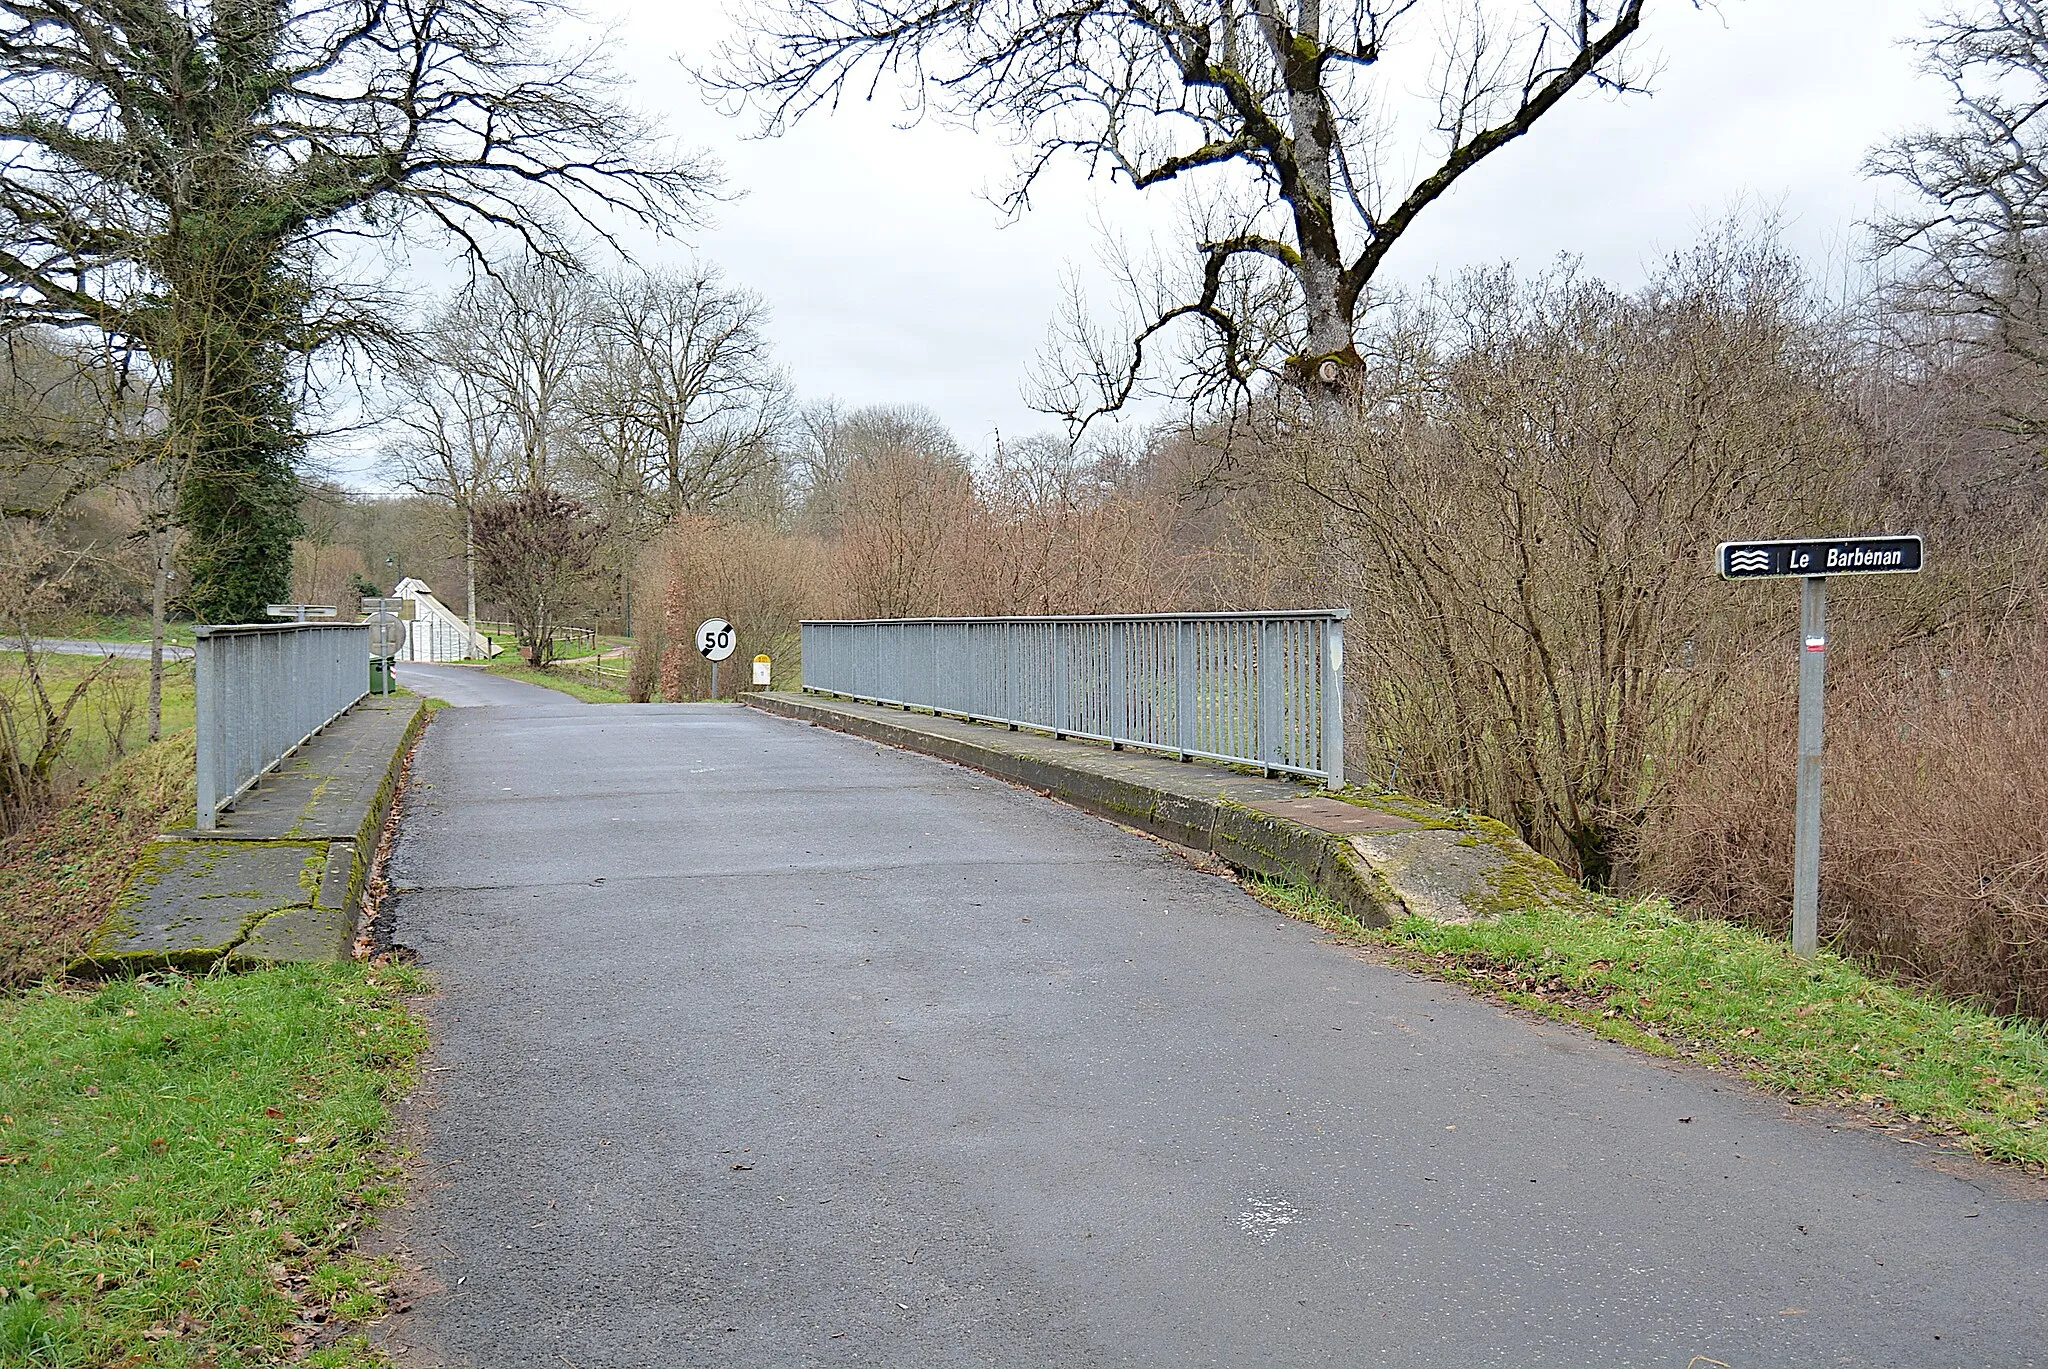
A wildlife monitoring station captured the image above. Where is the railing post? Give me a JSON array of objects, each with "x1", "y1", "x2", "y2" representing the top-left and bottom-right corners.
[
  {"x1": 195, "y1": 630, "x2": 216, "y2": 829},
  {"x1": 1108, "y1": 620, "x2": 1127, "y2": 750},
  {"x1": 1005, "y1": 621, "x2": 1018, "y2": 729},
  {"x1": 1175, "y1": 618, "x2": 1195, "y2": 761},
  {"x1": 1321, "y1": 615, "x2": 1346, "y2": 789},
  {"x1": 1258, "y1": 617, "x2": 1281, "y2": 776},
  {"x1": 1051, "y1": 620, "x2": 1069, "y2": 738}
]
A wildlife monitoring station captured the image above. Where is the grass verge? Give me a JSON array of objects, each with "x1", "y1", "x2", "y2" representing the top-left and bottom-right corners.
[
  {"x1": 1, "y1": 735, "x2": 196, "y2": 990},
  {"x1": 482, "y1": 656, "x2": 629, "y2": 703},
  {"x1": 0, "y1": 962, "x2": 429, "y2": 1367},
  {"x1": 0, "y1": 653, "x2": 196, "y2": 779},
  {"x1": 40, "y1": 618, "x2": 197, "y2": 649},
  {"x1": 1246, "y1": 876, "x2": 2048, "y2": 1170}
]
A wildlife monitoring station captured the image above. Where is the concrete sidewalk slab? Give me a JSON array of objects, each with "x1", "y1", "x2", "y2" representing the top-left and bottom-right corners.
[
  {"x1": 180, "y1": 693, "x2": 425, "y2": 845},
  {"x1": 75, "y1": 694, "x2": 427, "y2": 974},
  {"x1": 92, "y1": 841, "x2": 327, "y2": 965},
  {"x1": 746, "y1": 690, "x2": 1577, "y2": 927}
]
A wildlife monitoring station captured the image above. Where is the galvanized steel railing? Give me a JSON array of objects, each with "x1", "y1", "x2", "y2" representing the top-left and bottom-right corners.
[
  {"x1": 799, "y1": 612, "x2": 1347, "y2": 787},
  {"x1": 194, "y1": 622, "x2": 370, "y2": 829}
]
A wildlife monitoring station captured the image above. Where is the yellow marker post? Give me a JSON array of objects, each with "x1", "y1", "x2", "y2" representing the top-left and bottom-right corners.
[{"x1": 752, "y1": 654, "x2": 772, "y2": 688}]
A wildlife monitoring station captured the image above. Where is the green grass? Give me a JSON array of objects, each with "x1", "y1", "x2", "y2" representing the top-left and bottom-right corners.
[
  {"x1": 39, "y1": 617, "x2": 197, "y2": 649},
  {"x1": 1, "y1": 735, "x2": 196, "y2": 990},
  {"x1": 0, "y1": 962, "x2": 429, "y2": 1367},
  {"x1": 555, "y1": 654, "x2": 630, "y2": 690},
  {"x1": 0, "y1": 652, "x2": 196, "y2": 781},
  {"x1": 481, "y1": 630, "x2": 605, "y2": 662},
  {"x1": 1247, "y1": 876, "x2": 2048, "y2": 1170},
  {"x1": 482, "y1": 656, "x2": 630, "y2": 703}
]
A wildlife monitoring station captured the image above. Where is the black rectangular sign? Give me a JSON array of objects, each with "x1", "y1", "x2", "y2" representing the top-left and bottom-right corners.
[{"x1": 1718, "y1": 535, "x2": 1923, "y2": 580}]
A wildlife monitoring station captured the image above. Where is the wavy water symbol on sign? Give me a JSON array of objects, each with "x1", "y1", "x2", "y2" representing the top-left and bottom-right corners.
[{"x1": 1728, "y1": 548, "x2": 1773, "y2": 573}]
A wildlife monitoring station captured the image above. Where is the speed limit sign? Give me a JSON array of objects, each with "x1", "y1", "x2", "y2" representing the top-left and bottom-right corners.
[{"x1": 695, "y1": 618, "x2": 736, "y2": 662}]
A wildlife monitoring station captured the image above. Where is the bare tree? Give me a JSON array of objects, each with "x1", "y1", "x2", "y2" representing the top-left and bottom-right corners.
[
  {"x1": 826, "y1": 406, "x2": 973, "y2": 615},
  {"x1": 1868, "y1": 0, "x2": 2048, "y2": 481},
  {"x1": 431, "y1": 264, "x2": 599, "y2": 496},
  {"x1": 0, "y1": 329, "x2": 182, "y2": 735},
  {"x1": 794, "y1": 402, "x2": 962, "y2": 537},
  {"x1": 713, "y1": 0, "x2": 1662, "y2": 419},
  {"x1": 567, "y1": 399, "x2": 660, "y2": 631},
  {"x1": 473, "y1": 488, "x2": 603, "y2": 666},
  {"x1": 583, "y1": 266, "x2": 791, "y2": 525},
  {"x1": 958, "y1": 431, "x2": 1187, "y2": 613},
  {"x1": 386, "y1": 311, "x2": 522, "y2": 640},
  {"x1": 1273, "y1": 236, "x2": 1862, "y2": 884},
  {"x1": 0, "y1": 0, "x2": 715, "y2": 620}
]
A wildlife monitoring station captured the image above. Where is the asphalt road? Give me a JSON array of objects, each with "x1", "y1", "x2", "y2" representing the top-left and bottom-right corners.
[
  {"x1": 394, "y1": 662, "x2": 571, "y2": 708},
  {"x1": 26, "y1": 637, "x2": 193, "y2": 662},
  {"x1": 385, "y1": 702, "x2": 2048, "y2": 1369}
]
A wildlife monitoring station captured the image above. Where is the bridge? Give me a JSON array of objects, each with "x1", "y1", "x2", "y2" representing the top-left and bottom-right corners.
[{"x1": 374, "y1": 657, "x2": 2046, "y2": 1368}]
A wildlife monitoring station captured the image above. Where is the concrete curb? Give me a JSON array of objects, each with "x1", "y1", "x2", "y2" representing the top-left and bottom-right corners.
[
  {"x1": 73, "y1": 697, "x2": 429, "y2": 976},
  {"x1": 745, "y1": 691, "x2": 1584, "y2": 929}
]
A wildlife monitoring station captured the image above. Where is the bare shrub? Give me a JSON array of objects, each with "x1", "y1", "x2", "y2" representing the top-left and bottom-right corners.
[
  {"x1": 0, "y1": 521, "x2": 120, "y2": 830},
  {"x1": 1633, "y1": 625, "x2": 2048, "y2": 1017},
  {"x1": 85, "y1": 660, "x2": 141, "y2": 763},
  {"x1": 952, "y1": 434, "x2": 1192, "y2": 615},
  {"x1": 1268, "y1": 235, "x2": 1863, "y2": 885},
  {"x1": 835, "y1": 443, "x2": 975, "y2": 618},
  {"x1": 642, "y1": 517, "x2": 833, "y2": 700}
]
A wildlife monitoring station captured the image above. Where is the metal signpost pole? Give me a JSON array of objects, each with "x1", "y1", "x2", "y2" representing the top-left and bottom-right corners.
[
  {"x1": 1719, "y1": 534, "x2": 1922, "y2": 958},
  {"x1": 1791, "y1": 576, "x2": 1827, "y2": 958}
]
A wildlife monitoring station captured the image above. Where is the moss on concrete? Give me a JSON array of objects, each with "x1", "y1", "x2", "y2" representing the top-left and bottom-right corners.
[{"x1": 74, "y1": 699, "x2": 428, "y2": 976}]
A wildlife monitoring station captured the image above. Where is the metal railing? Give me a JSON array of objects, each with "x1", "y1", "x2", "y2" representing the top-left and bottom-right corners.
[
  {"x1": 194, "y1": 622, "x2": 370, "y2": 829},
  {"x1": 799, "y1": 611, "x2": 1347, "y2": 787}
]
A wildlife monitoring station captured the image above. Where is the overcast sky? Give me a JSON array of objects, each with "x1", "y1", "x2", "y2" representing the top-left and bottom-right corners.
[{"x1": 354, "y1": 1, "x2": 1957, "y2": 479}]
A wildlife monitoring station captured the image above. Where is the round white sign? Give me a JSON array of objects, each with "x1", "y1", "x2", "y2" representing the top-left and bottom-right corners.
[
  {"x1": 695, "y1": 617, "x2": 736, "y2": 662},
  {"x1": 366, "y1": 611, "x2": 404, "y2": 661}
]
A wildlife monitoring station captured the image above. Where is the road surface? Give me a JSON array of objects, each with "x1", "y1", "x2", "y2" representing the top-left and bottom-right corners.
[
  {"x1": 383, "y1": 701, "x2": 2048, "y2": 1368},
  {"x1": 393, "y1": 662, "x2": 570, "y2": 708},
  {"x1": 25, "y1": 637, "x2": 193, "y2": 662}
]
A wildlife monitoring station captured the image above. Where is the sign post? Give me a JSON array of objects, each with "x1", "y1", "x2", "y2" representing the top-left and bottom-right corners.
[
  {"x1": 360, "y1": 597, "x2": 415, "y2": 621},
  {"x1": 264, "y1": 604, "x2": 339, "y2": 623},
  {"x1": 1718, "y1": 535, "x2": 1924, "y2": 956},
  {"x1": 696, "y1": 617, "x2": 736, "y2": 699}
]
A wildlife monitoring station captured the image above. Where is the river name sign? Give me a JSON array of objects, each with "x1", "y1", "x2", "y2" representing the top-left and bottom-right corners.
[
  {"x1": 1720, "y1": 533, "x2": 1925, "y2": 958},
  {"x1": 1717, "y1": 535, "x2": 1923, "y2": 580}
]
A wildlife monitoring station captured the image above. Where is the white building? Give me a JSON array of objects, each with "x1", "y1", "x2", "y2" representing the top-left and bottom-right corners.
[{"x1": 391, "y1": 578, "x2": 499, "y2": 663}]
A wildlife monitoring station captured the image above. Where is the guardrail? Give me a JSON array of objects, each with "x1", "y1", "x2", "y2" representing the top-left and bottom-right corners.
[
  {"x1": 194, "y1": 622, "x2": 370, "y2": 829},
  {"x1": 799, "y1": 611, "x2": 1347, "y2": 787}
]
